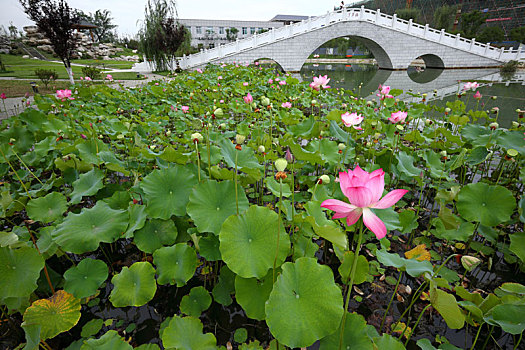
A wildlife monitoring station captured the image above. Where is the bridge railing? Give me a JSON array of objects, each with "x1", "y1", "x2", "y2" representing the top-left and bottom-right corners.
[{"x1": 162, "y1": 6, "x2": 525, "y2": 71}]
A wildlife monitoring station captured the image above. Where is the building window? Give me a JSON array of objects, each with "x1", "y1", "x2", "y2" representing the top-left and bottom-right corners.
[
  {"x1": 207, "y1": 27, "x2": 214, "y2": 34},
  {"x1": 209, "y1": 43, "x2": 215, "y2": 49},
  {"x1": 196, "y1": 26, "x2": 202, "y2": 34},
  {"x1": 242, "y1": 27, "x2": 247, "y2": 35},
  {"x1": 250, "y1": 27, "x2": 256, "y2": 34},
  {"x1": 219, "y1": 27, "x2": 224, "y2": 34}
]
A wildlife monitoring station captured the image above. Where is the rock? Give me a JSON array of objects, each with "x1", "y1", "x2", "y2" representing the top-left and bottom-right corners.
[
  {"x1": 37, "y1": 44, "x2": 54, "y2": 53},
  {"x1": 23, "y1": 26, "x2": 38, "y2": 34},
  {"x1": 22, "y1": 54, "x2": 30, "y2": 59}
]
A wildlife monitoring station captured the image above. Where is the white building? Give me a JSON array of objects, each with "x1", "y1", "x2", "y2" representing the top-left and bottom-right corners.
[{"x1": 179, "y1": 15, "x2": 309, "y2": 49}]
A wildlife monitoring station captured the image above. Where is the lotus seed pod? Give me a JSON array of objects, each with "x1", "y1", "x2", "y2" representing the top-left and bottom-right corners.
[
  {"x1": 512, "y1": 121, "x2": 519, "y2": 128},
  {"x1": 422, "y1": 93, "x2": 427, "y2": 97},
  {"x1": 235, "y1": 134, "x2": 246, "y2": 144},
  {"x1": 261, "y1": 96, "x2": 270, "y2": 106},
  {"x1": 489, "y1": 122, "x2": 499, "y2": 130},
  {"x1": 338, "y1": 143, "x2": 346, "y2": 151},
  {"x1": 507, "y1": 149, "x2": 518, "y2": 157},
  {"x1": 320, "y1": 175, "x2": 330, "y2": 184},
  {"x1": 273, "y1": 138, "x2": 279, "y2": 144},
  {"x1": 395, "y1": 98, "x2": 400, "y2": 103},
  {"x1": 275, "y1": 158, "x2": 288, "y2": 172},
  {"x1": 311, "y1": 100, "x2": 317, "y2": 105},
  {"x1": 191, "y1": 133, "x2": 203, "y2": 143},
  {"x1": 150, "y1": 145, "x2": 156, "y2": 150},
  {"x1": 425, "y1": 119, "x2": 432, "y2": 126},
  {"x1": 219, "y1": 123, "x2": 226, "y2": 129},
  {"x1": 445, "y1": 108, "x2": 451, "y2": 113},
  {"x1": 516, "y1": 109, "x2": 522, "y2": 113},
  {"x1": 491, "y1": 96, "x2": 497, "y2": 100},
  {"x1": 117, "y1": 134, "x2": 124, "y2": 139},
  {"x1": 440, "y1": 150, "x2": 447, "y2": 157},
  {"x1": 366, "y1": 101, "x2": 373, "y2": 106},
  {"x1": 374, "y1": 132, "x2": 381, "y2": 139},
  {"x1": 166, "y1": 130, "x2": 171, "y2": 136},
  {"x1": 214, "y1": 108, "x2": 224, "y2": 116},
  {"x1": 461, "y1": 256, "x2": 481, "y2": 271},
  {"x1": 396, "y1": 125, "x2": 404, "y2": 131},
  {"x1": 258, "y1": 145, "x2": 265, "y2": 153}
]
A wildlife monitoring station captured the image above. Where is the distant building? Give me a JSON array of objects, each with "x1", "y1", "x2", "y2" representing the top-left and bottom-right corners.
[{"x1": 179, "y1": 15, "x2": 309, "y2": 49}]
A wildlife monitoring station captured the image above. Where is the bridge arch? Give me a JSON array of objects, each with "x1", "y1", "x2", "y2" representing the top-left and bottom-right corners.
[{"x1": 253, "y1": 57, "x2": 285, "y2": 73}]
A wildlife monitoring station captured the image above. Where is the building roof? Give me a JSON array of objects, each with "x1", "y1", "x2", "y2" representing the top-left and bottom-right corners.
[
  {"x1": 72, "y1": 19, "x2": 97, "y2": 29},
  {"x1": 269, "y1": 14, "x2": 310, "y2": 22}
]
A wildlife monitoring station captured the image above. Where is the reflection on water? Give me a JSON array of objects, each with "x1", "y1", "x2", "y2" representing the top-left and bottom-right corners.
[{"x1": 300, "y1": 63, "x2": 525, "y2": 127}]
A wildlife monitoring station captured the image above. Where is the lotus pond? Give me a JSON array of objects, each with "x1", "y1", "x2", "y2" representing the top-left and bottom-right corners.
[{"x1": 0, "y1": 63, "x2": 524, "y2": 350}]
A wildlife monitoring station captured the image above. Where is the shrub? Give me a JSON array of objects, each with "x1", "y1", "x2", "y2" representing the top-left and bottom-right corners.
[
  {"x1": 34, "y1": 68, "x2": 58, "y2": 88},
  {"x1": 81, "y1": 64, "x2": 102, "y2": 80}
]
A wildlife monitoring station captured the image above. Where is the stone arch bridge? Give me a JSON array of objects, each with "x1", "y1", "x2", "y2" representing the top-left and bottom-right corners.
[{"x1": 133, "y1": 6, "x2": 525, "y2": 73}]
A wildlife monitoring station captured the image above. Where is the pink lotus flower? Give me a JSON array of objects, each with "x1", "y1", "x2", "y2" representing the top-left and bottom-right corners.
[
  {"x1": 321, "y1": 166, "x2": 408, "y2": 239},
  {"x1": 181, "y1": 106, "x2": 189, "y2": 113},
  {"x1": 268, "y1": 79, "x2": 273, "y2": 84},
  {"x1": 281, "y1": 102, "x2": 292, "y2": 108},
  {"x1": 56, "y1": 89, "x2": 74, "y2": 100},
  {"x1": 463, "y1": 82, "x2": 479, "y2": 91},
  {"x1": 85, "y1": 77, "x2": 92, "y2": 81},
  {"x1": 388, "y1": 111, "x2": 407, "y2": 124},
  {"x1": 243, "y1": 93, "x2": 253, "y2": 104},
  {"x1": 379, "y1": 84, "x2": 390, "y2": 95},
  {"x1": 0, "y1": 93, "x2": 6, "y2": 99},
  {"x1": 196, "y1": 68, "x2": 203, "y2": 73},
  {"x1": 105, "y1": 74, "x2": 113, "y2": 80},
  {"x1": 473, "y1": 91, "x2": 482, "y2": 99},
  {"x1": 341, "y1": 112, "x2": 363, "y2": 130},
  {"x1": 309, "y1": 75, "x2": 331, "y2": 91},
  {"x1": 279, "y1": 80, "x2": 286, "y2": 86},
  {"x1": 243, "y1": 82, "x2": 249, "y2": 86},
  {"x1": 218, "y1": 76, "x2": 223, "y2": 80}
]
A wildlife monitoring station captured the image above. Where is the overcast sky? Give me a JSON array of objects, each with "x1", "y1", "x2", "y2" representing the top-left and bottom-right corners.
[{"x1": 2, "y1": 0, "x2": 361, "y2": 37}]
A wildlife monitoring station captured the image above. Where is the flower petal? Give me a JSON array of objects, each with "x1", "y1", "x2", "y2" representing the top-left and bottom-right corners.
[
  {"x1": 363, "y1": 208, "x2": 387, "y2": 240},
  {"x1": 372, "y1": 189, "x2": 409, "y2": 209},
  {"x1": 346, "y1": 208, "x2": 363, "y2": 226},
  {"x1": 321, "y1": 199, "x2": 356, "y2": 214},
  {"x1": 346, "y1": 186, "x2": 374, "y2": 208},
  {"x1": 338, "y1": 171, "x2": 353, "y2": 199},
  {"x1": 367, "y1": 169, "x2": 385, "y2": 203}
]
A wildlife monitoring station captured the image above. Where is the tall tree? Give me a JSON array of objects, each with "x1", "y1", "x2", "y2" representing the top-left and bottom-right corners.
[
  {"x1": 78, "y1": 9, "x2": 117, "y2": 43},
  {"x1": 433, "y1": 5, "x2": 456, "y2": 32},
  {"x1": 20, "y1": 0, "x2": 79, "y2": 83},
  {"x1": 139, "y1": 0, "x2": 186, "y2": 71},
  {"x1": 395, "y1": 8, "x2": 421, "y2": 23},
  {"x1": 460, "y1": 10, "x2": 488, "y2": 39}
]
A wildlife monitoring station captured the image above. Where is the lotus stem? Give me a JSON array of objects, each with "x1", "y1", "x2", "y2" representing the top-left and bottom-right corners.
[
  {"x1": 273, "y1": 178, "x2": 283, "y2": 284},
  {"x1": 10, "y1": 147, "x2": 44, "y2": 186},
  {"x1": 26, "y1": 223, "x2": 55, "y2": 294},
  {"x1": 0, "y1": 147, "x2": 32, "y2": 199},
  {"x1": 206, "y1": 126, "x2": 212, "y2": 178},
  {"x1": 194, "y1": 141, "x2": 201, "y2": 182},
  {"x1": 514, "y1": 332, "x2": 523, "y2": 350},
  {"x1": 470, "y1": 323, "x2": 484, "y2": 350},
  {"x1": 403, "y1": 303, "x2": 431, "y2": 345},
  {"x1": 481, "y1": 325, "x2": 494, "y2": 350},
  {"x1": 290, "y1": 161, "x2": 295, "y2": 236},
  {"x1": 339, "y1": 219, "x2": 364, "y2": 350},
  {"x1": 380, "y1": 271, "x2": 403, "y2": 332},
  {"x1": 235, "y1": 149, "x2": 239, "y2": 215}
]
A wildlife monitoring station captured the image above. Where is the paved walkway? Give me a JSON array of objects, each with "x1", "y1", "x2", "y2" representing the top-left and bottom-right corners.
[{"x1": 0, "y1": 72, "x2": 169, "y2": 120}]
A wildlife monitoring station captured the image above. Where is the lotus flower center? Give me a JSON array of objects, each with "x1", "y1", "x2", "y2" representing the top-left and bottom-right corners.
[
  {"x1": 248, "y1": 239, "x2": 252, "y2": 243},
  {"x1": 216, "y1": 207, "x2": 220, "y2": 211},
  {"x1": 170, "y1": 191, "x2": 173, "y2": 195},
  {"x1": 296, "y1": 294, "x2": 299, "y2": 299}
]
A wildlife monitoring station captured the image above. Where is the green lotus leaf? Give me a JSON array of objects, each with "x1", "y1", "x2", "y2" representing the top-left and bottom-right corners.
[
  {"x1": 395, "y1": 151, "x2": 421, "y2": 178},
  {"x1": 180, "y1": 286, "x2": 212, "y2": 317},
  {"x1": 265, "y1": 257, "x2": 344, "y2": 348},
  {"x1": 162, "y1": 316, "x2": 217, "y2": 350},
  {"x1": 0, "y1": 246, "x2": 44, "y2": 298},
  {"x1": 219, "y1": 205, "x2": 290, "y2": 279},
  {"x1": 125, "y1": 204, "x2": 147, "y2": 238},
  {"x1": 80, "y1": 319, "x2": 104, "y2": 338},
  {"x1": 198, "y1": 233, "x2": 222, "y2": 261},
  {"x1": 109, "y1": 262, "x2": 157, "y2": 307},
  {"x1": 187, "y1": 180, "x2": 249, "y2": 235},
  {"x1": 234, "y1": 328, "x2": 248, "y2": 343},
  {"x1": 70, "y1": 168, "x2": 105, "y2": 205},
  {"x1": 430, "y1": 288, "x2": 465, "y2": 329},
  {"x1": 264, "y1": 177, "x2": 292, "y2": 198},
  {"x1": 372, "y1": 333, "x2": 406, "y2": 349},
  {"x1": 484, "y1": 304, "x2": 525, "y2": 334},
  {"x1": 239, "y1": 340, "x2": 263, "y2": 350},
  {"x1": 64, "y1": 258, "x2": 108, "y2": 299},
  {"x1": 510, "y1": 231, "x2": 525, "y2": 264},
  {"x1": 338, "y1": 251, "x2": 369, "y2": 285},
  {"x1": 466, "y1": 146, "x2": 489, "y2": 166},
  {"x1": 153, "y1": 243, "x2": 198, "y2": 286},
  {"x1": 212, "y1": 265, "x2": 236, "y2": 306},
  {"x1": 218, "y1": 138, "x2": 263, "y2": 172},
  {"x1": 141, "y1": 166, "x2": 197, "y2": 219},
  {"x1": 81, "y1": 330, "x2": 133, "y2": 350},
  {"x1": 319, "y1": 312, "x2": 373, "y2": 349},
  {"x1": 26, "y1": 192, "x2": 67, "y2": 223},
  {"x1": 22, "y1": 290, "x2": 81, "y2": 340},
  {"x1": 52, "y1": 201, "x2": 128, "y2": 254},
  {"x1": 134, "y1": 218, "x2": 178, "y2": 254},
  {"x1": 457, "y1": 183, "x2": 515, "y2": 226},
  {"x1": 235, "y1": 270, "x2": 274, "y2": 320},
  {"x1": 135, "y1": 344, "x2": 161, "y2": 350}
]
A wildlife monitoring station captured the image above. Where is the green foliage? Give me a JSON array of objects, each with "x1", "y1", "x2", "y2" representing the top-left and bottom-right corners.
[
  {"x1": 433, "y1": 5, "x2": 457, "y2": 31},
  {"x1": 510, "y1": 26, "x2": 525, "y2": 44},
  {"x1": 81, "y1": 64, "x2": 102, "y2": 80},
  {"x1": 460, "y1": 10, "x2": 488, "y2": 39},
  {"x1": 34, "y1": 68, "x2": 58, "y2": 88},
  {"x1": 477, "y1": 26, "x2": 504, "y2": 43},
  {"x1": 395, "y1": 8, "x2": 421, "y2": 23}
]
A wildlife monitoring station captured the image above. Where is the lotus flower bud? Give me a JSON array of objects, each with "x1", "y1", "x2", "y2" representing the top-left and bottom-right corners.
[
  {"x1": 285, "y1": 149, "x2": 294, "y2": 163},
  {"x1": 166, "y1": 130, "x2": 171, "y2": 136},
  {"x1": 149, "y1": 145, "x2": 156, "y2": 150},
  {"x1": 261, "y1": 96, "x2": 270, "y2": 106},
  {"x1": 491, "y1": 96, "x2": 497, "y2": 100},
  {"x1": 489, "y1": 122, "x2": 498, "y2": 130},
  {"x1": 512, "y1": 121, "x2": 519, "y2": 128},
  {"x1": 214, "y1": 108, "x2": 224, "y2": 117},
  {"x1": 275, "y1": 158, "x2": 288, "y2": 172},
  {"x1": 219, "y1": 123, "x2": 226, "y2": 129},
  {"x1": 258, "y1": 145, "x2": 265, "y2": 153},
  {"x1": 191, "y1": 133, "x2": 203, "y2": 143},
  {"x1": 319, "y1": 175, "x2": 330, "y2": 184},
  {"x1": 235, "y1": 134, "x2": 246, "y2": 144},
  {"x1": 338, "y1": 143, "x2": 346, "y2": 151},
  {"x1": 461, "y1": 255, "x2": 481, "y2": 271},
  {"x1": 311, "y1": 99, "x2": 317, "y2": 106}
]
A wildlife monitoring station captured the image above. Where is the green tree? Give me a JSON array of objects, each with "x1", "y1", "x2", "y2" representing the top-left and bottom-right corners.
[
  {"x1": 460, "y1": 10, "x2": 488, "y2": 39},
  {"x1": 477, "y1": 26, "x2": 504, "y2": 43},
  {"x1": 395, "y1": 8, "x2": 421, "y2": 23},
  {"x1": 20, "y1": 0, "x2": 79, "y2": 83},
  {"x1": 226, "y1": 27, "x2": 238, "y2": 42},
  {"x1": 433, "y1": 5, "x2": 457, "y2": 31},
  {"x1": 510, "y1": 26, "x2": 525, "y2": 44},
  {"x1": 82, "y1": 9, "x2": 117, "y2": 43},
  {"x1": 139, "y1": 0, "x2": 187, "y2": 71}
]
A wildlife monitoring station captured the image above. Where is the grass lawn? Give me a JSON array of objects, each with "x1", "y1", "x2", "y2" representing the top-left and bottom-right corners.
[
  {"x1": 71, "y1": 59, "x2": 134, "y2": 70},
  {"x1": 0, "y1": 80, "x2": 71, "y2": 98},
  {"x1": 0, "y1": 54, "x2": 138, "y2": 80}
]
